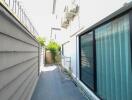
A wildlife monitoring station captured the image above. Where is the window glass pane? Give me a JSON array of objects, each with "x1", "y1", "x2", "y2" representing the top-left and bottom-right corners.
[
  {"x1": 80, "y1": 31, "x2": 94, "y2": 90},
  {"x1": 95, "y1": 14, "x2": 132, "y2": 100}
]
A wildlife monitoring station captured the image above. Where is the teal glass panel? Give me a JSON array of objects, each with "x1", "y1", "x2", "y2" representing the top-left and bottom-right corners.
[{"x1": 95, "y1": 14, "x2": 132, "y2": 100}]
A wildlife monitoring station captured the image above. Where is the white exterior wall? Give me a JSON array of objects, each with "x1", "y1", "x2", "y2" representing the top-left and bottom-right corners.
[{"x1": 70, "y1": 36, "x2": 77, "y2": 77}]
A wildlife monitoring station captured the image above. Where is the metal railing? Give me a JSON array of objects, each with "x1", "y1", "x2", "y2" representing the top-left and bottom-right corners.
[
  {"x1": 61, "y1": 55, "x2": 71, "y2": 71},
  {"x1": 0, "y1": 0, "x2": 39, "y2": 36}
]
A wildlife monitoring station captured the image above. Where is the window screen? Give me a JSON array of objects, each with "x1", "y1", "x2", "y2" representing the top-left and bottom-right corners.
[{"x1": 80, "y1": 31, "x2": 95, "y2": 90}]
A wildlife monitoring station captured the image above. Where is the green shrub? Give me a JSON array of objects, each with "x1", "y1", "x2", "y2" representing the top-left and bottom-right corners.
[
  {"x1": 46, "y1": 40, "x2": 60, "y2": 63},
  {"x1": 36, "y1": 36, "x2": 45, "y2": 46}
]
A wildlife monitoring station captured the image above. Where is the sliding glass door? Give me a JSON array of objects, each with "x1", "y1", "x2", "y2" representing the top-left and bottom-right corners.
[
  {"x1": 95, "y1": 14, "x2": 131, "y2": 100},
  {"x1": 79, "y1": 13, "x2": 132, "y2": 100}
]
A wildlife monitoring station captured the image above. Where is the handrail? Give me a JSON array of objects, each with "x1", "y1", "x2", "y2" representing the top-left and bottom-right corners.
[
  {"x1": 0, "y1": 0, "x2": 39, "y2": 37},
  {"x1": 61, "y1": 55, "x2": 71, "y2": 59}
]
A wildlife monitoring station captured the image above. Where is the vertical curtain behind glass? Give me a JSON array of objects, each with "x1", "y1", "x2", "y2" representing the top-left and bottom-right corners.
[{"x1": 95, "y1": 14, "x2": 132, "y2": 100}]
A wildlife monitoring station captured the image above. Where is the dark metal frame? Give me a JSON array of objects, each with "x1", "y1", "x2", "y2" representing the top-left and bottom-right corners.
[
  {"x1": 79, "y1": 36, "x2": 81, "y2": 80},
  {"x1": 93, "y1": 30, "x2": 97, "y2": 92},
  {"x1": 129, "y1": 10, "x2": 132, "y2": 65}
]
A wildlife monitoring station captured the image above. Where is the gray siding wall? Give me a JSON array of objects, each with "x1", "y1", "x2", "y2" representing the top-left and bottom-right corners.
[{"x1": 0, "y1": 4, "x2": 39, "y2": 100}]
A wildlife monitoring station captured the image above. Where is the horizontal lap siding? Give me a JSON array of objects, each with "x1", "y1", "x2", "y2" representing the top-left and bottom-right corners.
[
  {"x1": 0, "y1": 6, "x2": 38, "y2": 47},
  {"x1": 0, "y1": 5, "x2": 39, "y2": 100}
]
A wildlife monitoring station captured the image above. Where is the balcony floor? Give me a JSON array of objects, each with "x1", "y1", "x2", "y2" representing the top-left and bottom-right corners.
[{"x1": 31, "y1": 65, "x2": 87, "y2": 100}]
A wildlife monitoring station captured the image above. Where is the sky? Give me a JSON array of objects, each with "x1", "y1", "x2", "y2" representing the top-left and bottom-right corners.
[
  {"x1": 19, "y1": 0, "x2": 53, "y2": 39},
  {"x1": 18, "y1": 0, "x2": 131, "y2": 39}
]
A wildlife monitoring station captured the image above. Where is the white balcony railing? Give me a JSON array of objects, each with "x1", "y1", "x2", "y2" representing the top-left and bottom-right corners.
[{"x1": 61, "y1": 3, "x2": 79, "y2": 29}]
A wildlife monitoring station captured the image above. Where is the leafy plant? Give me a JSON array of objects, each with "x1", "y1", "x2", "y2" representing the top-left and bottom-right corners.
[
  {"x1": 46, "y1": 40, "x2": 60, "y2": 63},
  {"x1": 36, "y1": 36, "x2": 45, "y2": 46}
]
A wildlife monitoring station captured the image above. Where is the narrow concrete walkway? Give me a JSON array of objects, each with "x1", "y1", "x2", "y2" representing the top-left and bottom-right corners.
[{"x1": 31, "y1": 65, "x2": 87, "y2": 100}]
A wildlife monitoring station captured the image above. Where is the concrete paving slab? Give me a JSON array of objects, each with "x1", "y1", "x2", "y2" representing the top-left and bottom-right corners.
[{"x1": 31, "y1": 65, "x2": 87, "y2": 100}]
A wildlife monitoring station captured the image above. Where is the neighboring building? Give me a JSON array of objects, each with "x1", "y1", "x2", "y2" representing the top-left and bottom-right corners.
[
  {"x1": 52, "y1": 0, "x2": 132, "y2": 100},
  {"x1": 50, "y1": 27, "x2": 61, "y2": 43}
]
